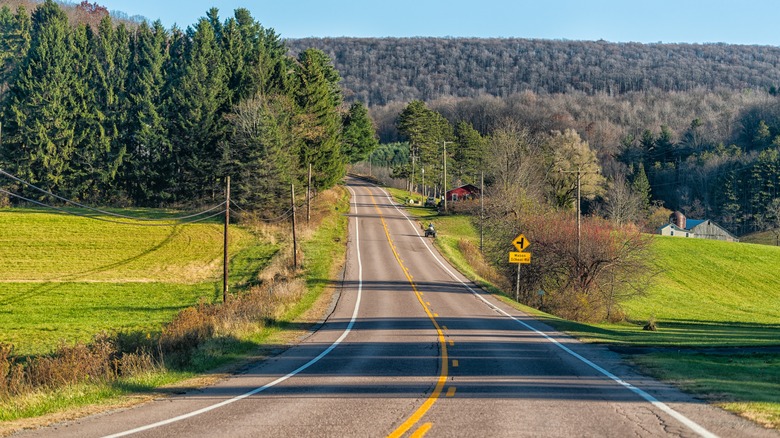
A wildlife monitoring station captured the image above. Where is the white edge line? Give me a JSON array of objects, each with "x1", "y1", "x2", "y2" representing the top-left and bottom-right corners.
[
  {"x1": 104, "y1": 187, "x2": 365, "y2": 438},
  {"x1": 377, "y1": 186, "x2": 718, "y2": 438}
]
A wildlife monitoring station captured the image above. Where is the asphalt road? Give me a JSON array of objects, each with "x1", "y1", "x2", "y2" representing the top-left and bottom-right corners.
[{"x1": 15, "y1": 177, "x2": 777, "y2": 437}]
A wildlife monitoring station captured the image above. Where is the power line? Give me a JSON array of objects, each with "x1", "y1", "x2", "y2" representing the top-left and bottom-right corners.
[
  {"x1": 0, "y1": 168, "x2": 225, "y2": 221},
  {"x1": 0, "y1": 188, "x2": 226, "y2": 227}
]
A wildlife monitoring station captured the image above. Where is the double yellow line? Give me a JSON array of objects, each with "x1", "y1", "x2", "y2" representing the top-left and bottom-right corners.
[{"x1": 368, "y1": 192, "x2": 448, "y2": 438}]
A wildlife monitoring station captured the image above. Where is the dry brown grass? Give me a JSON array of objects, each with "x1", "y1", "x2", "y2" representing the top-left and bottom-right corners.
[{"x1": 457, "y1": 238, "x2": 511, "y2": 290}]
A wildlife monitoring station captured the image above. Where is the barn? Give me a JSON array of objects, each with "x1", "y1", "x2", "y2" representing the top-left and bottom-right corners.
[
  {"x1": 445, "y1": 184, "x2": 481, "y2": 202},
  {"x1": 658, "y1": 211, "x2": 739, "y2": 242}
]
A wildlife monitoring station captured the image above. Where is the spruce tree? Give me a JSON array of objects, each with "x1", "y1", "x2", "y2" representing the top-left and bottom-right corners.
[
  {"x1": 294, "y1": 48, "x2": 344, "y2": 189},
  {"x1": 453, "y1": 121, "x2": 485, "y2": 185},
  {"x1": 168, "y1": 17, "x2": 228, "y2": 200},
  {"x1": 123, "y1": 20, "x2": 172, "y2": 205},
  {"x1": 342, "y1": 101, "x2": 379, "y2": 164},
  {"x1": 3, "y1": 0, "x2": 77, "y2": 195},
  {"x1": 0, "y1": 5, "x2": 30, "y2": 101}
]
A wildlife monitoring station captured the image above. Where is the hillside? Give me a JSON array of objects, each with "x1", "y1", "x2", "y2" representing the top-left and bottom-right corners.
[
  {"x1": 623, "y1": 236, "x2": 780, "y2": 335},
  {"x1": 286, "y1": 37, "x2": 780, "y2": 106}
]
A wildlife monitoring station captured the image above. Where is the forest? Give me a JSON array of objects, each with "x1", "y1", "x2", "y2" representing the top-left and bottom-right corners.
[
  {"x1": 0, "y1": 1, "x2": 377, "y2": 213},
  {"x1": 286, "y1": 37, "x2": 780, "y2": 106}
]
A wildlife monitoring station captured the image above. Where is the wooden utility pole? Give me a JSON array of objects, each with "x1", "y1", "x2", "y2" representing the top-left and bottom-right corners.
[
  {"x1": 480, "y1": 170, "x2": 484, "y2": 253},
  {"x1": 307, "y1": 163, "x2": 312, "y2": 225},
  {"x1": 443, "y1": 141, "x2": 451, "y2": 212},
  {"x1": 291, "y1": 183, "x2": 298, "y2": 270},
  {"x1": 223, "y1": 176, "x2": 230, "y2": 303}
]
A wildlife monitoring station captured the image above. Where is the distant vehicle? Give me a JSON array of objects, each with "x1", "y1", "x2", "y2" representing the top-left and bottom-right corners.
[
  {"x1": 424, "y1": 222, "x2": 436, "y2": 238},
  {"x1": 424, "y1": 197, "x2": 437, "y2": 207}
]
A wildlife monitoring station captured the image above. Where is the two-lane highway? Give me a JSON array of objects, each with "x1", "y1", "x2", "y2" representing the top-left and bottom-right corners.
[{"x1": 15, "y1": 178, "x2": 776, "y2": 437}]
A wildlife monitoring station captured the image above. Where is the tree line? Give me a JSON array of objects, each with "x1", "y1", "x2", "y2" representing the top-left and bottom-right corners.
[
  {"x1": 384, "y1": 99, "x2": 652, "y2": 322},
  {"x1": 0, "y1": 1, "x2": 378, "y2": 213}
]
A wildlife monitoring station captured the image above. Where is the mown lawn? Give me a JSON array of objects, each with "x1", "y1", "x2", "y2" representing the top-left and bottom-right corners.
[{"x1": 0, "y1": 208, "x2": 276, "y2": 356}]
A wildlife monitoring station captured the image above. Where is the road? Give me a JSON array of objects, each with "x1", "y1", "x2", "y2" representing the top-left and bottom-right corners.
[{"x1": 15, "y1": 177, "x2": 776, "y2": 437}]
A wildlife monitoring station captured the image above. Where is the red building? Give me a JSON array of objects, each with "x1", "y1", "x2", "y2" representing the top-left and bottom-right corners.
[{"x1": 445, "y1": 184, "x2": 481, "y2": 201}]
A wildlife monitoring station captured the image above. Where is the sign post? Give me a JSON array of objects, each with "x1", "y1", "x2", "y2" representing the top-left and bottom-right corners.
[{"x1": 508, "y1": 233, "x2": 532, "y2": 302}]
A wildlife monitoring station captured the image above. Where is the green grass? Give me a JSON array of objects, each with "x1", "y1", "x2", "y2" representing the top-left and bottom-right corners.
[
  {"x1": 0, "y1": 192, "x2": 351, "y2": 426},
  {"x1": 631, "y1": 352, "x2": 780, "y2": 428},
  {"x1": 290, "y1": 187, "x2": 350, "y2": 321},
  {"x1": 0, "y1": 208, "x2": 275, "y2": 356}
]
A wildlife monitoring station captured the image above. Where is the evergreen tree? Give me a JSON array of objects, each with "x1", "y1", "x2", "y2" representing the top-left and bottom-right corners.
[
  {"x1": 168, "y1": 17, "x2": 229, "y2": 200},
  {"x1": 397, "y1": 100, "x2": 453, "y2": 189},
  {"x1": 656, "y1": 125, "x2": 675, "y2": 164},
  {"x1": 2, "y1": 0, "x2": 77, "y2": 195},
  {"x1": 294, "y1": 48, "x2": 344, "y2": 189},
  {"x1": 453, "y1": 120, "x2": 485, "y2": 185},
  {"x1": 0, "y1": 5, "x2": 30, "y2": 100},
  {"x1": 123, "y1": 20, "x2": 172, "y2": 205},
  {"x1": 631, "y1": 162, "x2": 651, "y2": 214},
  {"x1": 69, "y1": 23, "x2": 114, "y2": 201},
  {"x1": 342, "y1": 101, "x2": 379, "y2": 164},
  {"x1": 224, "y1": 93, "x2": 299, "y2": 211}
]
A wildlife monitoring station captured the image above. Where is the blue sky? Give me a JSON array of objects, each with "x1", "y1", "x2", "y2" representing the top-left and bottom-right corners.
[{"x1": 96, "y1": 0, "x2": 780, "y2": 46}]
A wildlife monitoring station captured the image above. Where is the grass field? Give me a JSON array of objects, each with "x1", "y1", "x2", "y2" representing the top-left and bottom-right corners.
[
  {"x1": 0, "y1": 208, "x2": 277, "y2": 356},
  {"x1": 386, "y1": 187, "x2": 780, "y2": 428}
]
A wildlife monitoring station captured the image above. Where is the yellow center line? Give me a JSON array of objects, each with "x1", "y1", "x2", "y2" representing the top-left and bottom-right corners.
[
  {"x1": 452, "y1": 359, "x2": 459, "y2": 367},
  {"x1": 368, "y1": 192, "x2": 448, "y2": 438},
  {"x1": 410, "y1": 423, "x2": 433, "y2": 438},
  {"x1": 446, "y1": 387, "x2": 456, "y2": 397}
]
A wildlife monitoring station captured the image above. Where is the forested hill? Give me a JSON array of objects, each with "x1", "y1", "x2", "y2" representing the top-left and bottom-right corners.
[{"x1": 286, "y1": 37, "x2": 780, "y2": 106}]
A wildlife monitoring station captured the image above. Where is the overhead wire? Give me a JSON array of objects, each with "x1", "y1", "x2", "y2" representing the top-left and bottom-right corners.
[
  {"x1": 0, "y1": 168, "x2": 226, "y2": 221},
  {"x1": 0, "y1": 188, "x2": 226, "y2": 227}
]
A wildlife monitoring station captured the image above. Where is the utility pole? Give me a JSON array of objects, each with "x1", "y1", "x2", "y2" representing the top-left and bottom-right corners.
[
  {"x1": 559, "y1": 164, "x2": 588, "y2": 284},
  {"x1": 223, "y1": 176, "x2": 230, "y2": 303},
  {"x1": 480, "y1": 170, "x2": 484, "y2": 253},
  {"x1": 576, "y1": 165, "x2": 582, "y2": 266},
  {"x1": 421, "y1": 167, "x2": 425, "y2": 197},
  {"x1": 291, "y1": 183, "x2": 298, "y2": 270},
  {"x1": 307, "y1": 163, "x2": 312, "y2": 225},
  {"x1": 411, "y1": 150, "x2": 416, "y2": 193},
  {"x1": 443, "y1": 141, "x2": 451, "y2": 212}
]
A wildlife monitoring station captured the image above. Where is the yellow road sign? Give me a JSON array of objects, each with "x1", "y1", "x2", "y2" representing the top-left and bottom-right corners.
[
  {"x1": 509, "y1": 251, "x2": 531, "y2": 264},
  {"x1": 512, "y1": 233, "x2": 531, "y2": 252}
]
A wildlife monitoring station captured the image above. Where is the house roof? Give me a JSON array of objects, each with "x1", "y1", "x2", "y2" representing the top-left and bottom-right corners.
[
  {"x1": 686, "y1": 219, "x2": 705, "y2": 229},
  {"x1": 446, "y1": 184, "x2": 480, "y2": 194}
]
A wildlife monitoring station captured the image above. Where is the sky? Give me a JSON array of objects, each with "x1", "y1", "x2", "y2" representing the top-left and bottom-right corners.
[{"x1": 95, "y1": 0, "x2": 780, "y2": 46}]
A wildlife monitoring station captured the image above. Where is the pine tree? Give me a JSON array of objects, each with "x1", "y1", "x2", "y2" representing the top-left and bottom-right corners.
[
  {"x1": 69, "y1": 23, "x2": 113, "y2": 201},
  {"x1": 2, "y1": 0, "x2": 77, "y2": 195},
  {"x1": 168, "y1": 17, "x2": 229, "y2": 200},
  {"x1": 453, "y1": 120, "x2": 485, "y2": 185},
  {"x1": 123, "y1": 20, "x2": 172, "y2": 205},
  {"x1": 294, "y1": 48, "x2": 344, "y2": 189},
  {"x1": 0, "y1": 5, "x2": 30, "y2": 100},
  {"x1": 396, "y1": 100, "x2": 453, "y2": 189},
  {"x1": 224, "y1": 93, "x2": 299, "y2": 212},
  {"x1": 631, "y1": 162, "x2": 651, "y2": 214},
  {"x1": 342, "y1": 101, "x2": 379, "y2": 164}
]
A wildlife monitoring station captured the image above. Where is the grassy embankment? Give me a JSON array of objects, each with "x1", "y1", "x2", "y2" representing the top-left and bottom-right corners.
[
  {"x1": 387, "y1": 187, "x2": 780, "y2": 429},
  {"x1": 0, "y1": 188, "x2": 350, "y2": 425}
]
